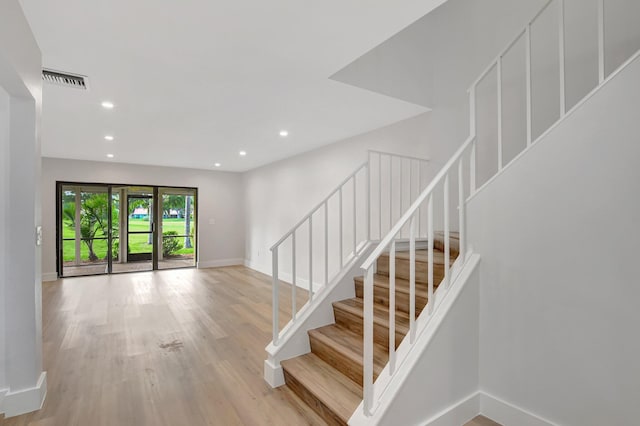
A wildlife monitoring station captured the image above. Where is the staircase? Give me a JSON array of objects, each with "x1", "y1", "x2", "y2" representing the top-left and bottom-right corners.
[
  {"x1": 281, "y1": 234, "x2": 459, "y2": 425},
  {"x1": 267, "y1": 2, "x2": 640, "y2": 423}
]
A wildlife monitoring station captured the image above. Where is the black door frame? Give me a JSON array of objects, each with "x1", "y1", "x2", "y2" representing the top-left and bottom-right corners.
[{"x1": 56, "y1": 181, "x2": 198, "y2": 278}]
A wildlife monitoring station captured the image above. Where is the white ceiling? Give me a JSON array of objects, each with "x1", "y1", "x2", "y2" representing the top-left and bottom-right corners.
[{"x1": 18, "y1": 0, "x2": 447, "y2": 172}]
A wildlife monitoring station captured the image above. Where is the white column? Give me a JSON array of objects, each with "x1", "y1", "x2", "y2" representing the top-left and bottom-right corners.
[{"x1": 0, "y1": 3, "x2": 47, "y2": 416}]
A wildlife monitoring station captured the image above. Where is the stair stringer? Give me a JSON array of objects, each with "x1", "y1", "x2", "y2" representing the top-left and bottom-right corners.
[
  {"x1": 265, "y1": 242, "x2": 376, "y2": 387},
  {"x1": 349, "y1": 253, "x2": 481, "y2": 426}
]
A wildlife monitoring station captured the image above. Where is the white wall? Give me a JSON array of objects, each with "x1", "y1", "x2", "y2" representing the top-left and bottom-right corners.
[
  {"x1": 377, "y1": 262, "x2": 480, "y2": 426},
  {"x1": 243, "y1": 113, "x2": 440, "y2": 278},
  {"x1": 41, "y1": 158, "x2": 245, "y2": 278},
  {"x1": 468, "y1": 49, "x2": 640, "y2": 425},
  {"x1": 0, "y1": 0, "x2": 46, "y2": 416}
]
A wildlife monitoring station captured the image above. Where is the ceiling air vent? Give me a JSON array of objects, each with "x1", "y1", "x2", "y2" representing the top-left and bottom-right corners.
[{"x1": 42, "y1": 69, "x2": 89, "y2": 90}]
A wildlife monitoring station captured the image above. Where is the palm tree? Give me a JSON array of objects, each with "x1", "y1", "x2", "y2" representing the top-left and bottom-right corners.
[{"x1": 64, "y1": 194, "x2": 110, "y2": 261}]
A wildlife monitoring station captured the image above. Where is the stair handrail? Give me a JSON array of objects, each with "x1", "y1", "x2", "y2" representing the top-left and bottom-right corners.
[
  {"x1": 269, "y1": 161, "x2": 369, "y2": 346},
  {"x1": 270, "y1": 162, "x2": 369, "y2": 251},
  {"x1": 269, "y1": 150, "x2": 430, "y2": 349},
  {"x1": 359, "y1": 135, "x2": 476, "y2": 415},
  {"x1": 358, "y1": 0, "x2": 633, "y2": 417}
]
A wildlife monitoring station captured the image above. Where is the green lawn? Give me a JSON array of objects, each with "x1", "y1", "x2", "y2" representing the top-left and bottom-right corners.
[{"x1": 62, "y1": 218, "x2": 195, "y2": 262}]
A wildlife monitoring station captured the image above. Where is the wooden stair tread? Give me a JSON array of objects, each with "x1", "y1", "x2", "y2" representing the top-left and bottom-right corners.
[
  {"x1": 281, "y1": 233, "x2": 462, "y2": 422},
  {"x1": 379, "y1": 249, "x2": 456, "y2": 265},
  {"x1": 281, "y1": 353, "x2": 362, "y2": 424},
  {"x1": 353, "y1": 274, "x2": 435, "y2": 293},
  {"x1": 333, "y1": 297, "x2": 410, "y2": 333},
  {"x1": 309, "y1": 324, "x2": 388, "y2": 378}
]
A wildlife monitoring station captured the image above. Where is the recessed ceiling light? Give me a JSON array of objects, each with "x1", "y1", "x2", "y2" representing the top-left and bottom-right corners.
[
  {"x1": 101, "y1": 101, "x2": 115, "y2": 109},
  {"x1": 106, "y1": 154, "x2": 114, "y2": 158},
  {"x1": 279, "y1": 130, "x2": 289, "y2": 137},
  {"x1": 104, "y1": 135, "x2": 114, "y2": 141},
  {"x1": 239, "y1": 151, "x2": 247, "y2": 156},
  {"x1": 214, "y1": 163, "x2": 221, "y2": 167}
]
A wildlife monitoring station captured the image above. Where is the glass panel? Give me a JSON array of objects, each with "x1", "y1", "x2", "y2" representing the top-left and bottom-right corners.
[
  {"x1": 158, "y1": 189, "x2": 196, "y2": 269},
  {"x1": 110, "y1": 191, "x2": 120, "y2": 267},
  {"x1": 60, "y1": 184, "x2": 110, "y2": 277},
  {"x1": 60, "y1": 186, "x2": 77, "y2": 271}
]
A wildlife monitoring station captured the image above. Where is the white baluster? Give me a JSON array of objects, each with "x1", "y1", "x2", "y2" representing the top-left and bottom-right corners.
[
  {"x1": 324, "y1": 202, "x2": 328, "y2": 285},
  {"x1": 427, "y1": 194, "x2": 434, "y2": 315},
  {"x1": 389, "y1": 155, "x2": 392, "y2": 233},
  {"x1": 363, "y1": 265, "x2": 374, "y2": 416},
  {"x1": 497, "y1": 57, "x2": 503, "y2": 170},
  {"x1": 389, "y1": 239, "x2": 396, "y2": 374},
  {"x1": 339, "y1": 187, "x2": 343, "y2": 268},
  {"x1": 558, "y1": 0, "x2": 566, "y2": 116},
  {"x1": 417, "y1": 161, "x2": 422, "y2": 238},
  {"x1": 598, "y1": 0, "x2": 605, "y2": 83},
  {"x1": 444, "y1": 175, "x2": 450, "y2": 289},
  {"x1": 400, "y1": 160, "x2": 404, "y2": 238},
  {"x1": 470, "y1": 139, "x2": 477, "y2": 194},
  {"x1": 309, "y1": 217, "x2": 313, "y2": 302},
  {"x1": 458, "y1": 159, "x2": 467, "y2": 263},
  {"x1": 526, "y1": 25, "x2": 533, "y2": 146},
  {"x1": 469, "y1": 85, "x2": 477, "y2": 137},
  {"x1": 292, "y1": 233, "x2": 296, "y2": 321},
  {"x1": 353, "y1": 176, "x2": 357, "y2": 256},
  {"x1": 379, "y1": 153, "x2": 382, "y2": 239},
  {"x1": 366, "y1": 163, "x2": 371, "y2": 241},
  {"x1": 409, "y1": 160, "x2": 413, "y2": 208},
  {"x1": 409, "y1": 214, "x2": 416, "y2": 343},
  {"x1": 272, "y1": 247, "x2": 279, "y2": 345}
]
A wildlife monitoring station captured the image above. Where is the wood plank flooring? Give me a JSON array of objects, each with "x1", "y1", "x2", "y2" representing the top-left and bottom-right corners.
[
  {"x1": 465, "y1": 416, "x2": 502, "y2": 426},
  {"x1": 5, "y1": 266, "x2": 324, "y2": 426},
  {"x1": 5, "y1": 265, "x2": 500, "y2": 426}
]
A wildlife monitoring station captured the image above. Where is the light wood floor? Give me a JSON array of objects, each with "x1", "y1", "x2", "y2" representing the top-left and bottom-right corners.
[
  {"x1": 465, "y1": 416, "x2": 501, "y2": 426},
  {"x1": 6, "y1": 266, "x2": 500, "y2": 426},
  {"x1": 6, "y1": 266, "x2": 324, "y2": 426}
]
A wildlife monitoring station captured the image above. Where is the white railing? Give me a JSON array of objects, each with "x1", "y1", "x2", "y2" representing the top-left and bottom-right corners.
[
  {"x1": 270, "y1": 151, "x2": 429, "y2": 346},
  {"x1": 360, "y1": 135, "x2": 474, "y2": 415},
  {"x1": 360, "y1": 0, "x2": 639, "y2": 416}
]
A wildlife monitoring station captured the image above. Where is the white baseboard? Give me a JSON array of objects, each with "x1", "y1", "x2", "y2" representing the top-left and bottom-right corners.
[
  {"x1": 197, "y1": 258, "x2": 244, "y2": 268},
  {"x1": 244, "y1": 258, "x2": 264, "y2": 272},
  {"x1": 480, "y1": 392, "x2": 556, "y2": 426},
  {"x1": 3, "y1": 371, "x2": 47, "y2": 418},
  {"x1": 42, "y1": 272, "x2": 58, "y2": 282},
  {"x1": 418, "y1": 391, "x2": 556, "y2": 426},
  {"x1": 423, "y1": 392, "x2": 481, "y2": 426},
  {"x1": 244, "y1": 259, "x2": 329, "y2": 292},
  {"x1": 0, "y1": 388, "x2": 8, "y2": 416}
]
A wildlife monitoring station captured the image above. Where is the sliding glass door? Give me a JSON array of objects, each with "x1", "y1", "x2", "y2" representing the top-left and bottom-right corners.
[
  {"x1": 58, "y1": 182, "x2": 197, "y2": 278},
  {"x1": 158, "y1": 188, "x2": 197, "y2": 270}
]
